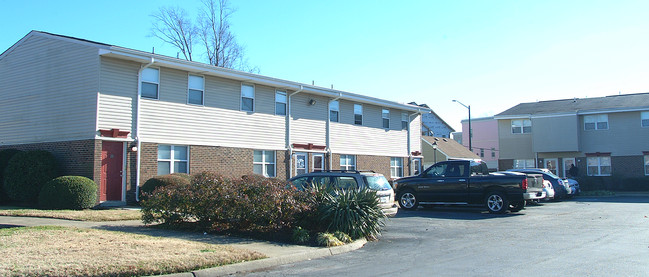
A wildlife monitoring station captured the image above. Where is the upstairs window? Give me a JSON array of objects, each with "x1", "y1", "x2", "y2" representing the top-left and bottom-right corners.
[
  {"x1": 382, "y1": 109, "x2": 390, "y2": 129},
  {"x1": 241, "y1": 84, "x2": 255, "y2": 112},
  {"x1": 401, "y1": 113, "x2": 409, "y2": 130},
  {"x1": 587, "y1": 155, "x2": 611, "y2": 176},
  {"x1": 275, "y1": 90, "x2": 287, "y2": 116},
  {"x1": 480, "y1": 148, "x2": 484, "y2": 158},
  {"x1": 253, "y1": 150, "x2": 275, "y2": 177},
  {"x1": 188, "y1": 75, "x2": 204, "y2": 105},
  {"x1": 390, "y1": 157, "x2": 403, "y2": 178},
  {"x1": 491, "y1": 147, "x2": 496, "y2": 158},
  {"x1": 354, "y1": 104, "x2": 363, "y2": 125},
  {"x1": 584, "y1": 114, "x2": 608, "y2": 130},
  {"x1": 511, "y1": 119, "x2": 531, "y2": 134},
  {"x1": 141, "y1": 67, "x2": 159, "y2": 99},
  {"x1": 158, "y1": 145, "x2": 188, "y2": 175},
  {"x1": 340, "y1": 155, "x2": 356, "y2": 170},
  {"x1": 329, "y1": 100, "x2": 339, "y2": 122},
  {"x1": 642, "y1": 112, "x2": 649, "y2": 127}
]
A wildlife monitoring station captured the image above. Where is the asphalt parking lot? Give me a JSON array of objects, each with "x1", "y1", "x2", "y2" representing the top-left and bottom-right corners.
[{"x1": 244, "y1": 195, "x2": 649, "y2": 276}]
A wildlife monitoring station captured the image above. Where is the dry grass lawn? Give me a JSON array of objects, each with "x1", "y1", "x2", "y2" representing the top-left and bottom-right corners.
[
  {"x1": 0, "y1": 206, "x2": 142, "y2": 221},
  {"x1": 0, "y1": 226, "x2": 265, "y2": 277}
]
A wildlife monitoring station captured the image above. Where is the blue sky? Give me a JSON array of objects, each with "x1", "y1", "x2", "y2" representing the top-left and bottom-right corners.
[{"x1": 2, "y1": 0, "x2": 648, "y2": 130}]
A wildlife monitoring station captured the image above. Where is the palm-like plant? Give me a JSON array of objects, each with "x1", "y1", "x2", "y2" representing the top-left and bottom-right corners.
[{"x1": 319, "y1": 188, "x2": 386, "y2": 239}]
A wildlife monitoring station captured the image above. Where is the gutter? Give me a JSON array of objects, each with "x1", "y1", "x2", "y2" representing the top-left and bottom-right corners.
[
  {"x1": 326, "y1": 93, "x2": 343, "y2": 170},
  {"x1": 134, "y1": 57, "x2": 155, "y2": 202},
  {"x1": 286, "y1": 86, "x2": 304, "y2": 178}
]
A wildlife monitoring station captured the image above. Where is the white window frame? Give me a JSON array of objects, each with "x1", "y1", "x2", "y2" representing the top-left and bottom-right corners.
[
  {"x1": 513, "y1": 159, "x2": 535, "y2": 169},
  {"x1": 253, "y1": 150, "x2": 276, "y2": 177},
  {"x1": 295, "y1": 152, "x2": 307, "y2": 175},
  {"x1": 312, "y1": 153, "x2": 325, "y2": 172},
  {"x1": 382, "y1": 109, "x2": 390, "y2": 129},
  {"x1": 587, "y1": 156, "x2": 611, "y2": 176},
  {"x1": 480, "y1": 148, "x2": 484, "y2": 158},
  {"x1": 390, "y1": 157, "x2": 403, "y2": 178},
  {"x1": 141, "y1": 67, "x2": 160, "y2": 99},
  {"x1": 413, "y1": 158, "x2": 422, "y2": 175},
  {"x1": 354, "y1": 104, "x2": 363, "y2": 125},
  {"x1": 187, "y1": 74, "x2": 204, "y2": 105},
  {"x1": 157, "y1": 145, "x2": 189, "y2": 175},
  {"x1": 401, "y1": 113, "x2": 409, "y2": 130},
  {"x1": 641, "y1": 112, "x2": 649, "y2": 128},
  {"x1": 584, "y1": 114, "x2": 608, "y2": 130},
  {"x1": 511, "y1": 119, "x2": 531, "y2": 134},
  {"x1": 644, "y1": 154, "x2": 649, "y2": 176},
  {"x1": 329, "y1": 100, "x2": 340, "y2": 122},
  {"x1": 491, "y1": 148, "x2": 496, "y2": 158},
  {"x1": 241, "y1": 83, "x2": 255, "y2": 112},
  {"x1": 275, "y1": 90, "x2": 287, "y2": 116},
  {"x1": 340, "y1": 154, "x2": 356, "y2": 171}
]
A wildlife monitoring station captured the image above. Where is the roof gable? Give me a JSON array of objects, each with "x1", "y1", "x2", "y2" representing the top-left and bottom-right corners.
[
  {"x1": 422, "y1": 136, "x2": 479, "y2": 159},
  {"x1": 496, "y1": 93, "x2": 649, "y2": 117}
]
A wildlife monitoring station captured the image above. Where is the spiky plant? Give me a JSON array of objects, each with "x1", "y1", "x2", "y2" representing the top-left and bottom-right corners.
[{"x1": 318, "y1": 188, "x2": 386, "y2": 239}]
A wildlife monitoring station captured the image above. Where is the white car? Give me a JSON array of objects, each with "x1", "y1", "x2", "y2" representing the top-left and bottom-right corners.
[
  {"x1": 542, "y1": 180, "x2": 555, "y2": 201},
  {"x1": 564, "y1": 178, "x2": 580, "y2": 196}
]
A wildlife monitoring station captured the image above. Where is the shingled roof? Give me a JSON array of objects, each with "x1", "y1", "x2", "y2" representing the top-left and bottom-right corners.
[
  {"x1": 496, "y1": 92, "x2": 649, "y2": 117},
  {"x1": 422, "y1": 136, "x2": 479, "y2": 160}
]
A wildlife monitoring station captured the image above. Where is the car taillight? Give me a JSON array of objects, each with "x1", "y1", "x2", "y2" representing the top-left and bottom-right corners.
[{"x1": 521, "y1": 179, "x2": 528, "y2": 190}]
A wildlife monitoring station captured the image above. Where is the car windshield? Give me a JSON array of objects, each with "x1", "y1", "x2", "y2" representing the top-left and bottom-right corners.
[
  {"x1": 363, "y1": 175, "x2": 391, "y2": 190},
  {"x1": 543, "y1": 171, "x2": 561, "y2": 179}
]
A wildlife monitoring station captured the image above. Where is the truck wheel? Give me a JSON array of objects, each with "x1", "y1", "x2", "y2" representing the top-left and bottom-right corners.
[
  {"x1": 485, "y1": 191, "x2": 509, "y2": 214},
  {"x1": 398, "y1": 190, "x2": 419, "y2": 210}
]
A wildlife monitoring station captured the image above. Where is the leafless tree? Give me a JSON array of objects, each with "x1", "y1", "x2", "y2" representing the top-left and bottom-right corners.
[
  {"x1": 150, "y1": 0, "x2": 257, "y2": 73},
  {"x1": 150, "y1": 6, "x2": 196, "y2": 61}
]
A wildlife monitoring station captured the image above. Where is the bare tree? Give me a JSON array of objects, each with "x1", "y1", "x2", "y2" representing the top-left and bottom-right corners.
[
  {"x1": 150, "y1": 0, "x2": 257, "y2": 72},
  {"x1": 150, "y1": 6, "x2": 196, "y2": 61}
]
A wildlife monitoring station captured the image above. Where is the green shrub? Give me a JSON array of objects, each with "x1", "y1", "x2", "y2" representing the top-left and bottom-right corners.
[
  {"x1": 316, "y1": 232, "x2": 344, "y2": 247},
  {"x1": 333, "y1": 231, "x2": 352, "y2": 243},
  {"x1": 0, "y1": 149, "x2": 23, "y2": 203},
  {"x1": 292, "y1": 226, "x2": 311, "y2": 245},
  {"x1": 318, "y1": 188, "x2": 385, "y2": 240},
  {"x1": 38, "y1": 176, "x2": 98, "y2": 210},
  {"x1": 139, "y1": 174, "x2": 192, "y2": 201},
  {"x1": 576, "y1": 175, "x2": 649, "y2": 192},
  {"x1": 3, "y1": 150, "x2": 59, "y2": 203}
]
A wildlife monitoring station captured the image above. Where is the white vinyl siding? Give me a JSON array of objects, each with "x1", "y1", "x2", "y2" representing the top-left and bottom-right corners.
[
  {"x1": 390, "y1": 157, "x2": 403, "y2": 178},
  {"x1": 587, "y1": 156, "x2": 611, "y2": 176},
  {"x1": 382, "y1": 109, "x2": 390, "y2": 129},
  {"x1": 97, "y1": 57, "x2": 139, "y2": 137},
  {"x1": 340, "y1": 155, "x2": 356, "y2": 170},
  {"x1": 511, "y1": 119, "x2": 531, "y2": 134},
  {"x1": 187, "y1": 75, "x2": 204, "y2": 105},
  {"x1": 329, "y1": 100, "x2": 339, "y2": 122},
  {"x1": 290, "y1": 94, "x2": 327, "y2": 146},
  {"x1": 0, "y1": 34, "x2": 99, "y2": 145},
  {"x1": 641, "y1": 112, "x2": 649, "y2": 127},
  {"x1": 584, "y1": 114, "x2": 608, "y2": 130},
  {"x1": 513, "y1": 159, "x2": 535, "y2": 169},
  {"x1": 275, "y1": 90, "x2": 287, "y2": 116},
  {"x1": 157, "y1": 145, "x2": 188, "y2": 175},
  {"x1": 241, "y1": 83, "x2": 255, "y2": 112},
  {"x1": 354, "y1": 104, "x2": 363, "y2": 125},
  {"x1": 141, "y1": 67, "x2": 159, "y2": 99},
  {"x1": 253, "y1": 150, "x2": 276, "y2": 177}
]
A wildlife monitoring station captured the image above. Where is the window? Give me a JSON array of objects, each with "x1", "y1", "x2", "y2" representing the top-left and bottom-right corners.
[
  {"x1": 491, "y1": 148, "x2": 496, "y2": 158},
  {"x1": 253, "y1": 150, "x2": 275, "y2": 177},
  {"x1": 584, "y1": 114, "x2": 608, "y2": 130},
  {"x1": 390, "y1": 157, "x2": 403, "y2": 178},
  {"x1": 275, "y1": 90, "x2": 287, "y2": 115},
  {"x1": 413, "y1": 158, "x2": 422, "y2": 175},
  {"x1": 329, "y1": 100, "x2": 339, "y2": 122},
  {"x1": 511, "y1": 119, "x2": 531, "y2": 134},
  {"x1": 513, "y1": 159, "x2": 535, "y2": 169},
  {"x1": 187, "y1": 75, "x2": 204, "y2": 105},
  {"x1": 354, "y1": 104, "x2": 363, "y2": 125},
  {"x1": 402, "y1": 113, "x2": 409, "y2": 130},
  {"x1": 241, "y1": 84, "x2": 255, "y2": 112},
  {"x1": 295, "y1": 153, "x2": 307, "y2": 175},
  {"x1": 480, "y1": 148, "x2": 484, "y2": 158},
  {"x1": 382, "y1": 109, "x2": 390, "y2": 129},
  {"x1": 340, "y1": 155, "x2": 356, "y2": 170},
  {"x1": 642, "y1": 112, "x2": 649, "y2": 127},
  {"x1": 141, "y1": 67, "x2": 159, "y2": 99},
  {"x1": 644, "y1": 154, "x2": 649, "y2": 175},
  {"x1": 158, "y1": 145, "x2": 188, "y2": 175},
  {"x1": 587, "y1": 155, "x2": 611, "y2": 176}
]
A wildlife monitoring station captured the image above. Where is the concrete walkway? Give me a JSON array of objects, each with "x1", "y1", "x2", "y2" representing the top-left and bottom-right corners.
[{"x1": 0, "y1": 215, "x2": 366, "y2": 276}]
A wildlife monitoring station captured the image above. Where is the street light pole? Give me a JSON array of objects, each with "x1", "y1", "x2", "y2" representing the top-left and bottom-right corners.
[
  {"x1": 432, "y1": 141, "x2": 437, "y2": 163},
  {"x1": 452, "y1": 100, "x2": 472, "y2": 152}
]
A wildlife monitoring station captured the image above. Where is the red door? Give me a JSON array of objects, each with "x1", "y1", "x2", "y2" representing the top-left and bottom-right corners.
[{"x1": 101, "y1": 141, "x2": 123, "y2": 201}]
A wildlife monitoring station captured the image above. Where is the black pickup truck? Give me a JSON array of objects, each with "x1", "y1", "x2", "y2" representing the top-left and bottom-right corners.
[{"x1": 394, "y1": 160, "x2": 530, "y2": 213}]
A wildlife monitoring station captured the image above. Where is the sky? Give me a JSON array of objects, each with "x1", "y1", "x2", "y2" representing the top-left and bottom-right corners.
[{"x1": 2, "y1": 0, "x2": 649, "y2": 131}]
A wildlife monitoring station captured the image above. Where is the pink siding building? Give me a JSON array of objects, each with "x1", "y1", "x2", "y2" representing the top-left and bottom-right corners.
[{"x1": 461, "y1": 116, "x2": 499, "y2": 170}]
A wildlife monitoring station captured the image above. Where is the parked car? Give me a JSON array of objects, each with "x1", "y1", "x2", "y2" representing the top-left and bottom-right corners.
[
  {"x1": 394, "y1": 159, "x2": 530, "y2": 214},
  {"x1": 542, "y1": 179, "x2": 555, "y2": 201},
  {"x1": 494, "y1": 171, "x2": 546, "y2": 203},
  {"x1": 287, "y1": 170, "x2": 398, "y2": 216},
  {"x1": 564, "y1": 178, "x2": 580, "y2": 196},
  {"x1": 508, "y1": 168, "x2": 570, "y2": 199}
]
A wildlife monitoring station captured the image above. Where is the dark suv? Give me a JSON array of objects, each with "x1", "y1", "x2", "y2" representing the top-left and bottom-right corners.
[{"x1": 287, "y1": 170, "x2": 398, "y2": 216}]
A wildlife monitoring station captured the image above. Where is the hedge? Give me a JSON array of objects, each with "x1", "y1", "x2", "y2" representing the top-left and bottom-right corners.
[
  {"x1": 3, "y1": 150, "x2": 59, "y2": 203},
  {"x1": 39, "y1": 176, "x2": 98, "y2": 210}
]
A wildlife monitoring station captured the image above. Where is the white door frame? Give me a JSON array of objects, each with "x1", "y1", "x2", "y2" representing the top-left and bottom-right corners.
[
  {"x1": 545, "y1": 158, "x2": 559, "y2": 176},
  {"x1": 312, "y1": 153, "x2": 325, "y2": 172},
  {"x1": 563, "y1": 158, "x2": 576, "y2": 178},
  {"x1": 295, "y1": 152, "x2": 308, "y2": 176}
]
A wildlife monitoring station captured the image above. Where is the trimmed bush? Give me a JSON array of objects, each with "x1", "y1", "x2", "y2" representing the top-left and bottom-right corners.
[
  {"x1": 139, "y1": 174, "x2": 192, "y2": 201},
  {"x1": 292, "y1": 226, "x2": 311, "y2": 245},
  {"x1": 38, "y1": 176, "x2": 98, "y2": 210},
  {"x1": 3, "y1": 150, "x2": 59, "y2": 203},
  {"x1": 318, "y1": 188, "x2": 385, "y2": 240},
  {"x1": 0, "y1": 149, "x2": 23, "y2": 203},
  {"x1": 576, "y1": 175, "x2": 649, "y2": 192}
]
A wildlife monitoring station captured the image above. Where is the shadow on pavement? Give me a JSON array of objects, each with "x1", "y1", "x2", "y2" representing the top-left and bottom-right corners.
[
  {"x1": 571, "y1": 195, "x2": 649, "y2": 204},
  {"x1": 392, "y1": 205, "x2": 525, "y2": 220}
]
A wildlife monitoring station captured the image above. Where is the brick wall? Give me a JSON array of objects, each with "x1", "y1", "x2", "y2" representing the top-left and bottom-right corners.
[{"x1": 612, "y1": 155, "x2": 645, "y2": 177}]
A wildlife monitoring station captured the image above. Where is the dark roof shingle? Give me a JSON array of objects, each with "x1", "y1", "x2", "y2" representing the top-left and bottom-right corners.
[{"x1": 496, "y1": 93, "x2": 649, "y2": 116}]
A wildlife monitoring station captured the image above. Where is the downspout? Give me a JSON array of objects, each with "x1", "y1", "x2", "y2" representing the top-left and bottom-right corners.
[
  {"x1": 327, "y1": 93, "x2": 343, "y2": 170},
  {"x1": 135, "y1": 57, "x2": 155, "y2": 202},
  {"x1": 287, "y1": 85, "x2": 303, "y2": 178}
]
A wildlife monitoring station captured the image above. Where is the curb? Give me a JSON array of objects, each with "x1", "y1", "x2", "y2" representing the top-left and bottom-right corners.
[{"x1": 175, "y1": 238, "x2": 368, "y2": 277}]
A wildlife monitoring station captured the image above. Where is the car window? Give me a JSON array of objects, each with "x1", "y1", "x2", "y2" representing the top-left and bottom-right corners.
[
  {"x1": 425, "y1": 163, "x2": 446, "y2": 177},
  {"x1": 312, "y1": 176, "x2": 333, "y2": 187},
  {"x1": 289, "y1": 177, "x2": 309, "y2": 190},
  {"x1": 334, "y1": 176, "x2": 359, "y2": 190},
  {"x1": 364, "y1": 175, "x2": 391, "y2": 190},
  {"x1": 444, "y1": 164, "x2": 464, "y2": 177}
]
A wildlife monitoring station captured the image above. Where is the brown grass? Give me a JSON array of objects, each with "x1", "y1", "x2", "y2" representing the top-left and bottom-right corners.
[
  {"x1": 0, "y1": 206, "x2": 142, "y2": 221},
  {"x1": 0, "y1": 226, "x2": 266, "y2": 277}
]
